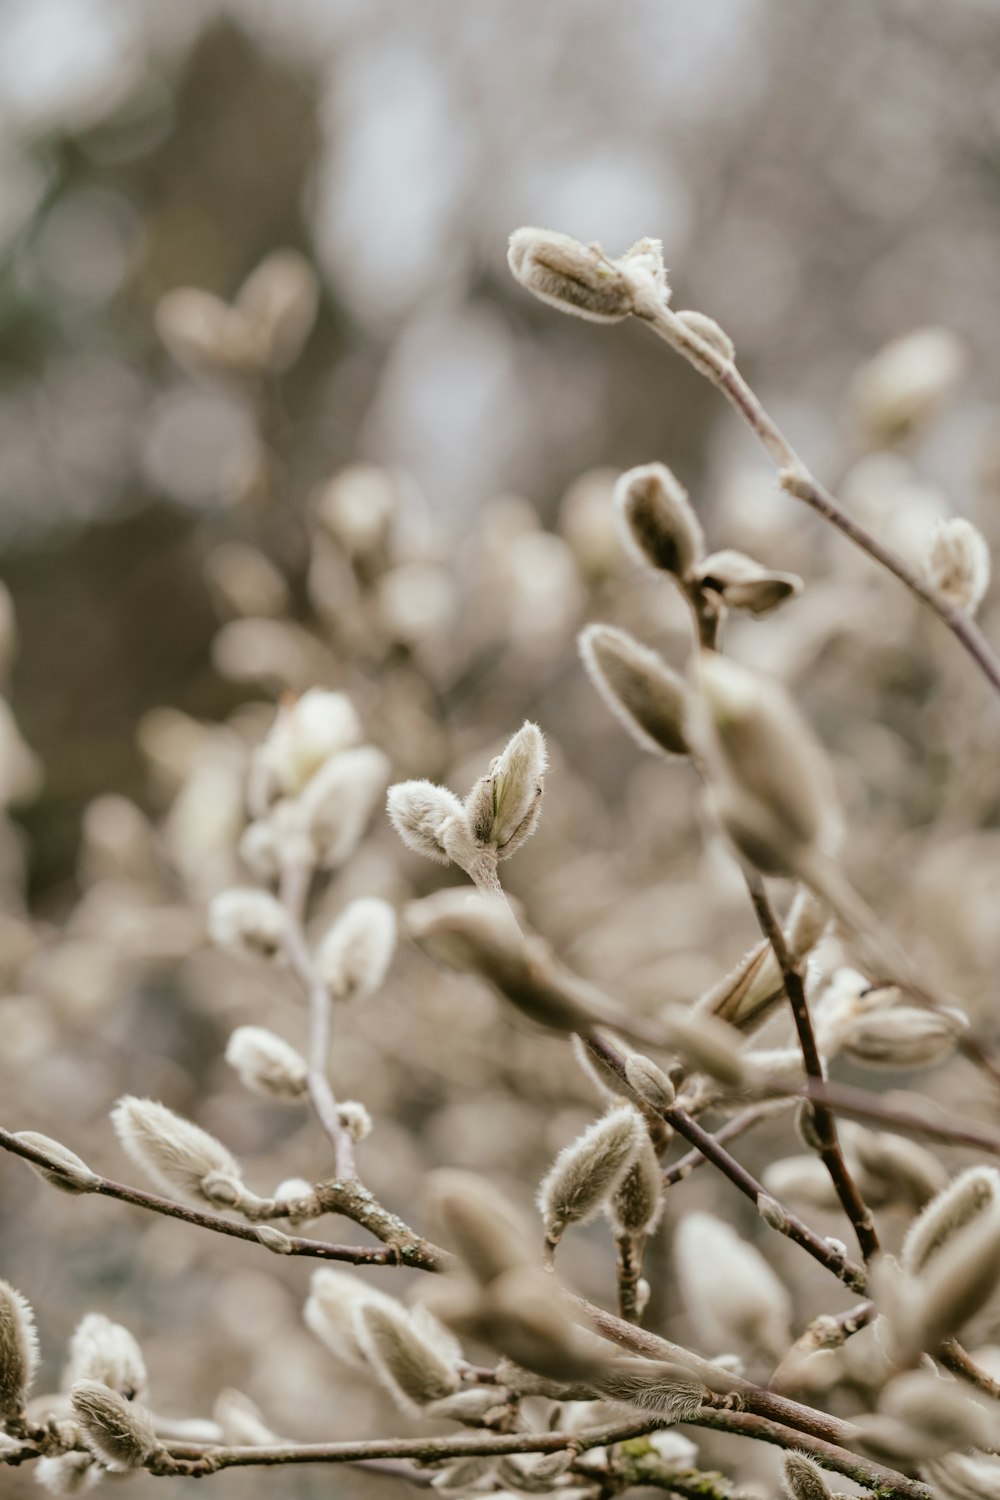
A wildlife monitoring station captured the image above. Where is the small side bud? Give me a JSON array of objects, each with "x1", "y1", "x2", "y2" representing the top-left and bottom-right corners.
[
  {"x1": 67, "y1": 1314, "x2": 147, "y2": 1402},
  {"x1": 537, "y1": 1106, "x2": 644, "y2": 1242},
  {"x1": 614, "y1": 462, "x2": 704, "y2": 581},
  {"x1": 14, "y1": 1132, "x2": 98, "y2": 1195},
  {"x1": 842, "y1": 1006, "x2": 963, "y2": 1071},
  {"x1": 0, "y1": 1280, "x2": 39, "y2": 1418},
  {"x1": 507, "y1": 228, "x2": 635, "y2": 324},
  {"x1": 623, "y1": 1053, "x2": 676, "y2": 1111},
  {"x1": 579, "y1": 624, "x2": 690, "y2": 757},
  {"x1": 386, "y1": 780, "x2": 468, "y2": 867},
  {"x1": 782, "y1": 1452, "x2": 834, "y2": 1500},
  {"x1": 757, "y1": 1193, "x2": 790, "y2": 1234},
  {"x1": 337, "y1": 1101, "x2": 373, "y2": 1141},
  {"x1": 255, "y1": 1226, "x2": 294, "y2": 1255},
  {"x1": 695, "y1": 549, "x2": 803, "y2": 617},
  {"x1": 675, "y1": 309, "x2": 735, "y2": 363},
  {"x1": 354, "y1": 1302, "x2": 460, "y2": 1412},
  {"x1": 924, "y1": 518, "x2": 990, "y2": 614},
  {"x1": 225, "y1": 1026, "x2": 308, "y2": 1100},
  {"x1": 208, "y1": 888, "x2": 289, "y2": 962},
  {"x1": 314, "y1": 898, "x2": 397, "y2": 1002},
  {"x1": 70, "y1": 1380, "x2": 161, "y2": 1472},
  {"x1": 111, "y1": 1096, "x2": 244, "y2": 1205}
]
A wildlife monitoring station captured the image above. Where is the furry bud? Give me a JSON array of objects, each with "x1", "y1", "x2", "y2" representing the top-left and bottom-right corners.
[
  {"x1": 225, "y1": 1026, "x2": 308, "y2": 1100},
  {"x1": 880, "y1": 1371, "x2": 996, "y2": 1455},
  {"x1": 464, "y1": 722, "x2": 547, "y2": 858},
  {"x1": 314, "y1": 898, "x2": 397, "y2": 1002},
  {"x1": 537, "y1": 1106, "x2": 645, "y2": 1240},
  {"x1": 579, "y1": 624, "x2": 690, "y2": 757},
  {"x1": 0, "y1": 1280, "x2": 38, "y2": 1417},
  {"x1": 842, "y1": 1006, "x2": 963, "y2": 1070},
  {"x1": 387, "y1": 780, "x2": 468, "y2": 867},
  {"x1": 255, "y1": 1226, "x2": 294, "y2": 1255},
  {"x1": 14, "y1": 1132, "x2": 97, "y2": 1195},
  {"x1": 508, "y1": 228, "x2": 635, "y2": 324},
  {"x1": 258, "y1": 690, "x2": 363, "y2": 797},
  {"x1": 424, "y1": 1169, "x2": 534, "y2": 1286},
  {"x1": 593, "y1": 1357, "x2": 705, "y2": 1420},
  {"x1": 922, "y1": 1450, "x2": 1000, "y2": 1500},
  {"x1": 661, "y1": 1005, "x2": 747, "y2": 1087},
  {"x1": 304, "y1": 1271, "x2": 400, "y2": 1369},
  {"x1": 924, "y1": 518, "x2": 990, "y2": 614},
  {"x1": 696, "y1": 549, "x2": 802, "y2": 617},
  {"x1": 614, "y1": 462, "x2": 704, "y2": 580},
  {"x1": 609, "y1": 1132, "x2": 664, "y2": 1237},
  {"x1": 208, "y1": 888, "x2": 289, "y2": 962},
  {"x1": 905, "y1": 1207, "x2": 1000, "y2": 1358},
  {"x1": 782, "y1": 1452, "x2": 833, "y2": 1500},
  {"x1": 354, "y1": 1301, "x2": 460, "y2": 1411},
  {"x1": 623, "y1": 1053, "x2": 676, "y2": 1111},
  {"x1": 70, "y1": 1380, "x2": 161, "y2": 1471},
  {"x1": 902, "y1": 1166, "x2": 1000, "y2": 1274},
  {"x1": 299, "y1": 745, "x2": 390, "y2": 868},
  {"x1": 213, "y1": 1388, "x2": 278, "y2": 1446},
  {"x1": 111, "y1": 1096, "x2": 244, "y2": 1205},
  {"x1": 67, "y1": 1314, "x2": 147, "y2": 1401},
  {"x1": 234, "y1": 249, "x2": 318, "y2": 373}
]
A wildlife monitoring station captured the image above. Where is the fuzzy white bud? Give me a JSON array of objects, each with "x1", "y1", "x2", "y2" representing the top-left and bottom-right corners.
[
  {"x1": 924, "y1": 517, "x2": 990, "y2": 614},
  {"x1": 111, "y1": 1095, "x2": 244, "y2": 1205},
  {"x1": 304, "y1": 1270, "x2": 402, "y2": 1369},
  {"x1": 902, "y1": 1165, "x2": 1000, "y2": 1275},
  {"x1": 234, "y1": 249, "x2": 319, "y2": 373},
  {"x1": 537, "y1": 1106, "x2": 645, "y2": 1239},
  {"x1": 258, "y1": 690, "x2": 362, "y2": 797},
  {"x1": 314, "y1": 898, "x2": 397, "y2": 1002},
  {"x1": 674, "y1": 309, "x2": 735, "y2": 363},
  {"x1": 0, "y1": 1280, "x2": 38, "y2": 1417},
  {"x1": 299, "y1": 745, "x2": 390, "y2": 868},
  {"x1": 225, "y1": 1026, "x2": 308, "y2": 1100},
  {"x1": 579, "y1": 624, "x2": 690, "y2": 757},
  {"x1": 508, "y1": 228, "x2": 637, "y2": 324},
  {"x1": 70, "y1": 1380, "x2": 161, "y2": 1472},
  {"x1": 387, "y1": 780, "x2": 468, "y2": 867},
  {"x1": 615, "y1": 462, "x2": 704, "y2": 580},
  {"x1": 354, "y1": 1301, "x2": 460, "y2": 1412},
  {"x1": 14, "y1": 1132, "x2": 98, "y2": 1195},
  {"x1": 464, "y1": 722, "x2": 547, "y2": 859},
  {"x1": 424, "y1": 1169, "x2": 534, "y2": 1287},
  {"x1": 66, "y1": 1314, "x2": 147, "y2": 1402},
  {"x1": 207, "y1": 888, "x2": 289, "y2": 962}
]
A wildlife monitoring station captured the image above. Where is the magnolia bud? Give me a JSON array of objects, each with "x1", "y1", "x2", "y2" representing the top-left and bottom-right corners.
[
  {"x1": 675, "y1": 1213, "x2": 791, "y2": 1359},
  {"x1": 924, "y1": 518, "x2": 990, "y2": 614},
  {"x1": 508, "y1": 228, "x2": 635, "y2": 324},
  {"x1": 537, "y1": 1106, "x2": 645, "y2": 1241},
  {"x1": 922, "y1": 1450, "x2": 1000, "y2": 1500},
  {"x1": 255, "y1": 1226, "x2": 293, "y2": 1255},
  {"x1": 464, "y1": 722, "x2": 547, "y2": 859},
  {"x1": 593, "y1": 1356, "x2": 704, "y2": 1420},
  {"x1": 155, "y1": 289, "x2": 261, "y2": 378},
  {"x1": 579, "y1": 624, "x2": 689, "y2": 757},
  {"x1": 258, "y1": 690, "x2": 363, "y2": 797},
  {"x1": 314, "y1": 898, "x2": 397, "y2": 1002},
  {"x1": 695, "y1": 940, "x2": 784, "y2": 1035},
  {"x1": 695, "y1": 549, "x2": 802, "y2": 617},
  {"x1": 111, "y1": 1096, "x2": 244, "y2": 1205},
  {"x1": 661, "y1": 1005, "x2": 748, "y2": 1087},
  {"x1": 623, "y1": 1053, "x2": 676, "y2": 1111},
  {"x1": 0, "y1": 1280, "x2": 38, "y2": 1417},
  {"x1": 14, "y1": 1132, "x2": 98, "y2": 1195},
  {"x1": 424, "y1": 1169, "x2": 534, "y2": 1286},
  {"x1": 304, "y1": 1270, "x2": 401, "y2": 1370},
  {"x1": 614, "y1": 462, "x2": 704, "y2": 581},
  {"x1": 694, "y1": 653, "x2": 841, "y2": 877},
  {"x1": 33, "y1": 1452, "x2": 97, "y2": 1493},
  {"x1": 880, "y1": 1371, "x2": 996, "y2": 1455},
  {"x1": 842, "y1": 1006, "x2": 963, "y2": 1070},
  {"x1": 67, "y1": 1314, "x2": 147, "y2": 1402},
  {"x1": 851, "y1": 327, "x2": 964, "y2": 445},
  {"x1": 386, "y1": 780, "x2": 468, "y2": 867},
  {"x1": 70, "y1": 1380, "x2": 161, "y2": 1471},
  {"x1": 234, "y1": 249, "x2": 319, "y2": 373},
  {"x1": 609, "y1": 1132, "x2": 664, "y2": 1237},
  {"x1": 207, "y1": 888, "x2": 289, "y2": 962},
  {"x1": 674, "y1": 309, "x2": 735, "y2": 363},
  {"x1": 902, "y1": 1166, "x2": 1000, "y2": 1274},
  {"x1": 225, "y1": 1026, "x2": 308, "y2": 1100},
  {"x1": 337, "y1": 1101, "x2": 373, "y2": 1141},
  {"x1": 354, "y1": 1301, "x2": 460, "y2": 1412},
  {"x1": 903, "y1": 1206, "x2": 1000, "y2": 1360},
  {"x1": 299, "y1": 745, "x2": 390, "y2": 868},
  {"x1": 782, "y1": 1452, "x2": 833, "y2": 1500},
  {"x1": 213, "y1": 1388, "x2": 278, "y2": 1447}
]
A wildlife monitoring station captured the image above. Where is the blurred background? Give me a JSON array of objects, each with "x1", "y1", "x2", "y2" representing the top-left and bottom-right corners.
[{"x1": 3, "y1": 0, "x2": 1000, "y2": 1494}]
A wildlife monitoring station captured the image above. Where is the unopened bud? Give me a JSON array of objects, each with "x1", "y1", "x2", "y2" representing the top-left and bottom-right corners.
[
  {"x1": 843, "y1": 1006, "x2": 963, "y2": 1070},
  {"x1": 213, "y1": 1388, "x2": 278, "y2": 1447},
  {"x1": 902, "y1": 1166, "x2": 1000, "y2": 1274},
  {"x1": 225, "y1": 1026, "x2": 308, "y2": 1101},
  {"x1": 299, "y1": 745, "x2": 390, "y2": 868},
  {"x1": 615, "y1": 462, "x2": 704, "y2": 580},
  {"x1": 70, "y1": 1380, "x2": 161, "y2": 1471},
  {"x1": 464, "y1": 722, "x2": 547, "y2": 859},
  {"x1": 609, "y1": 1131, "x2": 663, "y2": 1237},
  {"x1": 424, "y1": 1169, "x2": 534, "y2": 1286},
  {"x1": 508, "y1": 228, "x2": 635, "y2": 324},
  {"x1": 881, "y1": 1371, "x2": 996, "y2": 1455},
  {"x1": 904, "y1": 1207, "x2": 1000, "y2": 1358},
  {"x1": 482, "y1": 1266, "x2": 602, "y2": 1382},
  {"x1": 675, "y1": 309, "x2": 735, "y2": 363},
  {"x1": 696, "y1": 549, "x2": 802, "y2": 617},
  {"x1": 538, "y1": 1106, "x2": 644, "y2": 1241},
  {"x1": 208, "y1": 888, "x2": 289, "y2": 962},
  {"x1": 155, "y1": 289, "x2": 261, "y2": 378},
  {"x1": 234, "y1": 249, "x2": 318, "y2": 373},
  {"x1": 354, "y1": 1301, "x2": 459, "y2": 1412},
  {"x1": 258, "y1": 690, "x2": 362, "y2": 797},
  {"x1": 67, "y1": 1314, "x2": 147, "y2": 1401},
  {"x1": 387, "y1": 780, "x2": 467, "y2": 867},
  {"x1": 924, "y1": 517, "x2": 990, "y2": 615},
  {"x1": 695, "y1": 940, "x2": 784, "y2": 1035},
  {"x1": 33, "y1": 1452, "x2": 97, "y2": 1493},
  {"x1": 623, "y1": 1053, "x2": 676, "y2": 1111},
  {"x1": 255, "y1": 1225, "x2": 294, "y2": 1255},
  {"x1": 314, "y1": 898, "x2": 397, "y2": 1003},
  {"x1": 337, "y1": 1101, "x2": 373, "y2": 1141},
  {"x1": 922, "y1": 1450, "x2": 1000, "y2": 1500},
  {"x1": 304, "y1": 1270, "x2": 400, "y2": 1369},
  {"x1": 0, "y1": 1280, "x2": 38, "y2": 1417},
  {"x1": 675, "y1": 1213, "x2": 791, "y2": 1359},
  {"x1": 579, "y1": 624, "x2": 689, "y2": 757},
  {"x1": 782, "y1": 1452, "x2": 833, "y2": 1500},
  {"x1": 111, "y1": 1096, "x2": 244, "y2": 1205},
  {"x1": 593, "y1": 1356, "x2": 704, "y2": 1420},
  {"x1": 851, "y1": 327, "x2": 964, "y2": 445},
  {"x1": 14, "y1": 1132, "x2": 97, "y2": 1195},
  {"x1": 661, "y1": 1004, "x2": 747, "y2": 1088}
]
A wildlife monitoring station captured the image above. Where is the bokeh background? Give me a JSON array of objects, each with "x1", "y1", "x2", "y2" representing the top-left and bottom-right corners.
[{"x1": 3, "y1": 0, "x2": 1000, "y2": 1495}]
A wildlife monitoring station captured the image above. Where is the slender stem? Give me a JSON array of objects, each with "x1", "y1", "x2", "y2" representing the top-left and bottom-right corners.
[
  {"x1": 745, "y1": 874, "x2": 880, "y2": 1262},
  {"x1": 615, "y1": 1230, "x2": 644, "y2": 1322},
  {"x1": 585, "y1": 1032, "x2": 868, "y2": 1294},
  {"x1": 766, "y1": 1071, "x2": 1000, "y2": 1157},
  {"x1": 664, "y1": 1103, "x2": 784, "y2": 1186},
  {"x1": 279, "y1": 861, "x2": 356, "y2": 1179}
]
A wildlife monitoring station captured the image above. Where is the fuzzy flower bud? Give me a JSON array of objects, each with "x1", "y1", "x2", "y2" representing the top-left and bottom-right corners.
[
  {"x1": 851, "y1": 327, "x2": 964, "y2": 445},
  {"x1": 623, "y1": 1052, "x2": 676, "y2": 1111},
  {"x1": 258, "y1": 690, "x2": 362, "y2": 797},
  {"x1": 299, "y1": 745, "x2": 390, "y2": 868},
  {"x1": 842, "y1": 1006, "x2": 964, "y2": 1070},
  {"x1": 155, "y1": 289, "x2": 261, "y2": 378},
  {"x1": 881, "y1": 1371, "x2": 996, "y2": 1455},
  {"x1": 0, "y1": 1280, "x2": 38, "y2": 1417},
  {"x1": 207, "y1": 888, "x2": 290, "y2": 962},
  {"x1": 615, "y1": 462, "x2": 704, "y2": 581},
  {"x1": 694, "y1": 653, "x2": 841, "y2": 877},
  {"x1": 33, "y1": 1452, "x2": 98, "y2": 1493},
  {"x1": 922, "y1": 1451, "x2": 1000, "y2": 1500},
  {"x1": 924, "y1": 517, "x2": 990, "y2": 614},
  {"x1": 234, "y1": 249, "x2": 319, "y2": 373},
  {"x1": 354, "y1": 1301, "x2": 460, "y2": 1412},
  {"x1": 902, "y1": 1166, "x2": 1000, "y2": 1275},
  {"x1": 695, "y1": 549, "x2": 802, "y2": 617},
  {"x1": 424, "y1": 1169, "x2": 535, "y2": 1287},
  {"x1": 225, "y1": 1026, "x2": 308, "y2": 1100},
  {"x1": 14, "y1": 1132, "x2": 98, "y2": 1195},
  {"x1": 782, "y1": 1452, "x2": 834, "y2": 1500},
  {"x1": 661, "y1": 1004, "x2": 748, "y2": 1087},
  {"x1": 213, "y1": 1388, "x2": 278, "y2": 1447},
  {"x1": 508, "y1": 228, "x2": 636, "y2": 324},
  {"x1": 70, "y1": 1380, "x2": 161, "y2": 1472},
  {"x1": 387, "y1": 780, "x2": 468, "y2": 867},
  {"x1": 902, "y1": 1206, "x2": 1000, "y2": 1360},
  {"x1": 608, "y1": 1131, "x2": 664, "y2": 1237},
  {"x1": 314, "y1": 898, "x2": 397, "y2": 1002},
  {"x1": 304, "y1": 1270, "x2": 403, "y2": 1370},
  {"x1": 67, "y1": 1314, "x2": 147, "y2": 1401},
  {"x1": 538, "y1": 1106, "x2": 645, "y2": 1241},
  {"x1": 464, "y1": 722, "x2": 547, "y2": 859},
  {"x1": 579, "y1": 624, "x2": 690, "y2": 757},
  {"x1": 111, "y1": 1096, "x2": 244, "y2": 1205},
  {"x1": 675, "y1": 1213, "x2": 792, "y2": 1359},
  {"x1": 593, "y1": 1356, "x2": 705, "y2": 1420}
]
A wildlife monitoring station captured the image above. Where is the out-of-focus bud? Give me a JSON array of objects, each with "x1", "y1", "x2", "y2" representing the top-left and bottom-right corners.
[
  {"x1": 314, "y1": 464, "x2": 400, "y2": 558},
  {"x1": 225, "y1": 1026, "x2": 308, "y2": 1101},
  {"x1": 477, "y1": 1266, "x2": 604, "y2": 1383},
  {"x1": 851, "y1": 1131, "x2": 947, "y2": 1211},
  {"x1": 234, "y1": 249, "x2": 319, "y2": 373},
  {"x1": 896, "y1": 1206, "x2": 1000, "y2": 1362},
  {"x1": 614, "y1": 463, "x2": 704, "y2": 581},
  {"x1": 79, "y1": 795, "x2": 159, "y2": 888},
  {"x1": 661, "y1": 1005, "x2": 747, "y2": 1088},
  {"x1": 299, "y1": 745, "x2": 390, "y2": 869},
  {"x1": 693, "y1": 653, "x2": 841, "y2": 878},
  {"x1": 14, "y1": 1132, "x2": 98, "y2": 1195},
  {"x1": 922, "y1": 1450, "x2": 1000, "y2": 1500},
  {"x1": 695, "y1": 549, "x2": 802, "y2": 617},
  {"x1": 593, "y1": 1356, "x2": 705, "y2": 1420},
  {"x1": 464, "y1": 722, "x2": 547, "y2": 859},
  {"x1": 762, "y1": 1157, "x2": 842, "y2": 1212},
  {"x1": 33, "y1": 1452, "x2": 97, "y2": 1493},
  {"x1": 787, "y1": 889, "x2": 829, "y2": 961},
  {"x1": 0, "y1": 1280, "x2": 38, "y2": 1417},
  {"x1": 354, "y1": 1301, "x2": 460, "y2": 1412},
  {"x1": 924, "y1": 517, "x2": 990, "y2": 615},
  {"x1": 674, "y1": 310, "x2": 735, "y2": 363},
  {"x1": 851, "y1": 327, "x2": 964, "y2": 446},
  {"x1": 337, "y1": 1101, "x2": 373, "y2": 1141},
  {"x1": 507, "y1": 229, "x2": 636, "y2": 324},
  {"x1": 842, "y1": 1005, "x2": 964, "y2": 1071},
  {"x1": 70, "y1": 1380, "x2": 161, "y2": 1472},
  {"x1": 304, "y1": 1270, "x2": 401, "y2": 1370},
  {"x1": 207, "y1": 888, "x2": 289, "y2": 962},
  {"x1": 674, "y1": 1213, "x2": 791, "y2": 1359},
  {"x1": 579, "y1": 625, "x2": 690, "y2": 758},
  {"x1": 203, "y1": 542, "x2": 290, "y2": 620},
  {"x1": 781, "y1": 1452, "x2": 833, "y2": 1500},
  {"x1": 111, "y1": 1096, "x2": 244, "y2": 1206},
  {"x1": 67, "y1": 1314, "x2": 147, "y2": 1402},
  {"x1": 902, "y1": 1166, "x2": 1000, "y2": 1275},
  {"x1": 608, "y1": 1131, "x2": 663, "y2": 1237},
  {"x1": 695, "y1": 940, "x2": 784, "y2": 1036},
  {"x1": 258, "y1": 690, "x2": 363, "y2": 798},
  {"x1": 537, "y1": 1106, "x2": 644, "y2": 1243},
  {"x1": 423, "y1": 1169, "x2": 534, "y2": 1287},
  {"x1": 558, "y1": 469, "x2": 622, "y2": 582},
  {"x1": 213, "y1": 1388, "x2": 278, "y2": 1447},
  {"x1": 880, "y1": 1371, "x2": 996, "y2": 1456},
  {"x1": 155, "y1": 289, "x2": 262, "y2": 378},
  {"x1": 314, "y1": 898, "x2": 397, "y2": 1003},
  {"x1": 386, "y1": 780, "x2": 468, "y2": 867}
]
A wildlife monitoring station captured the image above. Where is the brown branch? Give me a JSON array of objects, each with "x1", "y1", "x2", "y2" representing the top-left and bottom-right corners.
[{"x1": 765, "y1": 1074, "x2": 1000, "y2": 1158}]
